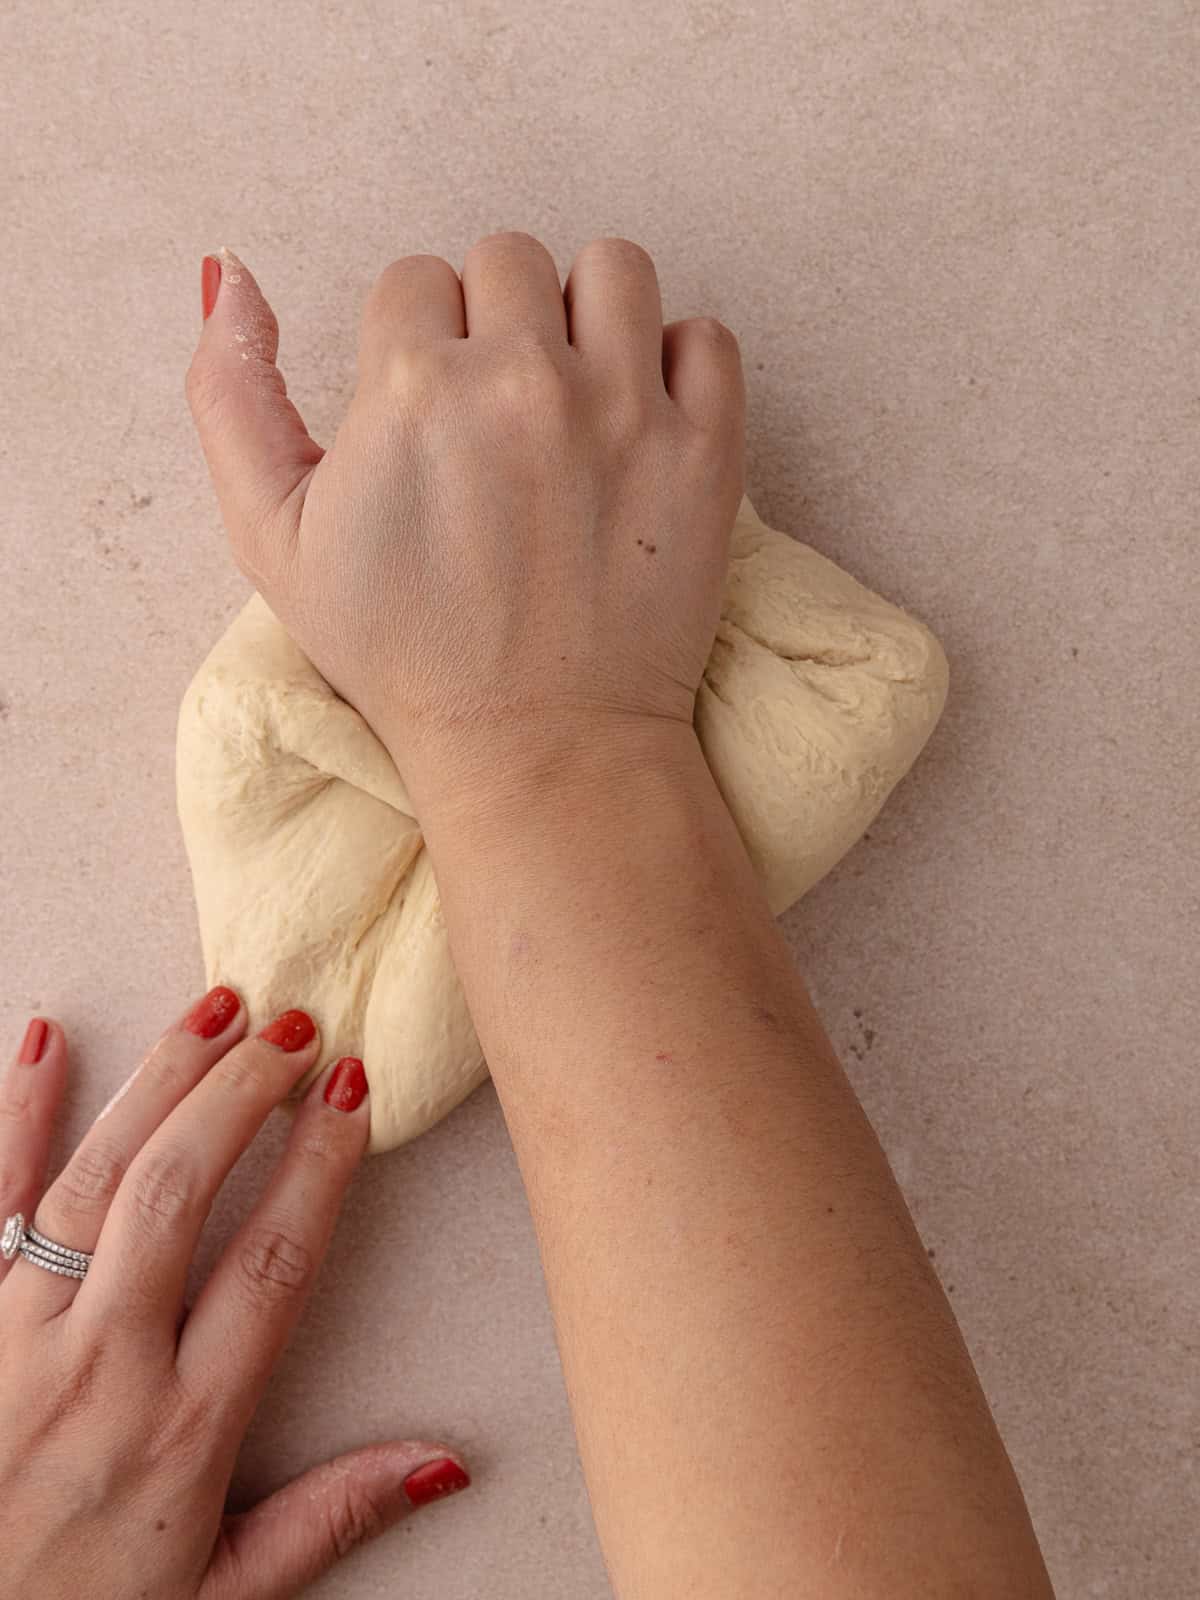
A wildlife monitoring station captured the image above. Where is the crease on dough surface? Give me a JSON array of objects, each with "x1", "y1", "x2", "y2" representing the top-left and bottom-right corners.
[{"x1": 176, "y1": 494, "x2": 949, "y2": 1153}]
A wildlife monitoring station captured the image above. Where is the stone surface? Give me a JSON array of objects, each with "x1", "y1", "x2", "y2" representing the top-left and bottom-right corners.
[{"x1": 1, "y1": 2, "x2": 1195, "y2": 1596}]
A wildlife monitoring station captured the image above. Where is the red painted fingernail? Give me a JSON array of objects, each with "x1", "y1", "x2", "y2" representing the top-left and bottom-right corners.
[
  {"x1": 201, "y1": 254, "x2": 221, "y2": 321},
  {"x1": 403, "y1": 1457, "x2": 471, "y2": 1508},
  {"x1": 18, "y1": 1018, "x2": 49, "y2": 1066},
  {"x1": 182, "y1": 986, "x2": 241, "y2": 1039},
  {"x1": 259, "y1": 1010, "x2": 316, "y2": 1052},
  {"x1": 324, "y1": 1057, "x2": 368, "y2": 1113}
]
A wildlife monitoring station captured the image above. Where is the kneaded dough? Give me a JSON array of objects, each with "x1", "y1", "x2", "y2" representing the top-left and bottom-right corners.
[{"x1": 176, "y1": 496, "x2": 948, "y2": 1152}]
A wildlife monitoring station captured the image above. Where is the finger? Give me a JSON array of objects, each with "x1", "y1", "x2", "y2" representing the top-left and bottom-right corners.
[
  {"x1": 0, "y1": 1019, "x2": 68, "y2": 1289},
  {"x1": 203, "y1": 1442, "x2": 470, "y2": 1600},
  {"x1": 177, "y1": 1057, "x2": 369, "y2": 1424},
  {"x1": 185, "y1": 248, "x2": 325, "y2": 553},
  {"x1": 72, "y1": 1010, "x2": 321, "y2": 1339},
  {"x1": 6, "y1": 989, "x2": 246, "y2": 1321},
  {"x1": 661, "y1": 315, "x2": 746, "y2": 433},
  {"x1": 357, "y1": 253, "x2": 466, "y2": 385},
  {"x1": 564, "y1": 236, "x2": 664, "y2": 389},
  {"x1": 460, "y1": 229, "x2": 568, "y2": 345}
]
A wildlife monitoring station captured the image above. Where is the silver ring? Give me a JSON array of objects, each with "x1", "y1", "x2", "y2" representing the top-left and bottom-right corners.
[{"x1": 1, "y1": 1213, "x2": 92, "y2": 1280}]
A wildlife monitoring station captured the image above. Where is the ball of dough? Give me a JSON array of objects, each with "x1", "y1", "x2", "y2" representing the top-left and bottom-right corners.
[{"x1": 176, "y1": 496, "x2": 948, "y2": 1153}]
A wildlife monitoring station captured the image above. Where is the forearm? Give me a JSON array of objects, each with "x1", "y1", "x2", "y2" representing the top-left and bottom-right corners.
[{"x1": 421, "y1": 723, "x2": 1051, "y2": 1599}]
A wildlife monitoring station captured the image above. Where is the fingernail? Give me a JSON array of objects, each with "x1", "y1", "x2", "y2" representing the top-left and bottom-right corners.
[
  {"x1": 18, "y1": 1018, "x2": 49, "y2": 1066},
  {"x1": 201, "y1": 254, "x2": 222, "y2": 321},
  {"x1": 259, "y1": 1010, "x2": 316, "y2": 1052},
  {"x1": 403, "y1": 1457, "x2": 471, "y2": 1508},
  {"x1": 182, "y1": 986, "x2": 241, "y2": 1039},
  {"x1": 323, "y1": 1057, "x2": 368, "y2": 1113}
]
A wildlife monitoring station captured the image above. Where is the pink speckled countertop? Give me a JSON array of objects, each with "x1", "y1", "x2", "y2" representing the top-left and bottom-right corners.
[{"x1": 2, "y1": 2, "x2": 1196, "y2": 1595}]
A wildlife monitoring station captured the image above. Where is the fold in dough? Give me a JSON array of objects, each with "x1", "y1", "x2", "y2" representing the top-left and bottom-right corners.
[{"x1": 176, "y1": 495, "x2": 948, "y2": 1152}]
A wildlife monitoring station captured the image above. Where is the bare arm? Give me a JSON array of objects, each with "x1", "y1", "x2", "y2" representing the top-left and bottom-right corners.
[
  {"x1": 187, "y1": 230, "x2": 1054, "y2": 1598},
  {"x1": 420, "y1": 723, "x2": 1052, "y2": 1598}
]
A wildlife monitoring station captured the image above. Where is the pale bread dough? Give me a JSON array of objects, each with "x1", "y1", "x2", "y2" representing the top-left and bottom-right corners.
[{"x1": 176, "y1": 496, "x2": 948, "y2": 1152}]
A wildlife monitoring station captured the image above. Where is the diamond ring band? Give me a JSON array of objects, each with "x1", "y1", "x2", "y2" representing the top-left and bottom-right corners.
[{"x1": 1, "y1": 1213, "x2": 93, "y2": 1280}]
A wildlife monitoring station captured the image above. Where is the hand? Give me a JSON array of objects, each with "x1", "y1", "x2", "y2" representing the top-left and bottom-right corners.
[
  {"x1": 0, "y1": 997, "x2": 470, "y2": 1599},
  {"x1": 185, "y1": 232, "x2": 745, "y2": 823}
]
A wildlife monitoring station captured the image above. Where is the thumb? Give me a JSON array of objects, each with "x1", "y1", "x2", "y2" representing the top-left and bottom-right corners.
[
  {"x1": 185, "y1": 247, "x2": 325, "y2": 553},
  {"x1": 205, "y1": 1441, "x2": 471, "y2": 1600}
]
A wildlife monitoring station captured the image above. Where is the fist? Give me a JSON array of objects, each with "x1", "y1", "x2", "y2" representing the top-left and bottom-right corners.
[{"x1": 185, "y1": 232, "x2": 745, "y2": 820}]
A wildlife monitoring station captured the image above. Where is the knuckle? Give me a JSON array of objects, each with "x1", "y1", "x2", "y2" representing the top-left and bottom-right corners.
[
  {"x1": 293, "y1": 1124, "x2": 349, "y2": 1171},
  {"x1": 212, "y1": 1045, "x2": 271, "y2": 1100},
  {"x1": 577, "y1": 235, "x2": 655, "y2": 273},
  {"x1": 382, "y1": 345, "x2": 446, "y2": 409},
  {"x1": 0, "y1": 1090, "x2": 30, "y2": 1127},
  {"x1": 326, "y1": 1480, "x2": 388, "y2": 1559},
  {"x1": 235, "y1": 1224, "x2": 315, "y2": 1301},
  {"x1": 688, "y1": 314, "x2": 738, "y2": 351},
  {"x1": 488, "y1": 351, "x2": 570, "y2": 423},
  {"x1": 376, "y1": 252, "x2": 453, "y2": 292},
  {"x1": 53, "y1": 1138, "x2": 128, "y2": 1216},
  {"x1": 127, "y1": 1147, "x2": 197, "y2": 1228},
  {"x1": 140, "y1": 1037, "x2": 193, "y2": 1092},
  {"x1": 469, "y1": 228, "x2": 543, "y2": 258}
]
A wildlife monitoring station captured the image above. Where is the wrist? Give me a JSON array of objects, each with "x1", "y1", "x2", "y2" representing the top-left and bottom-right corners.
[{"x1": 401, "y1": 713, "x2": 713, "y2": 862}]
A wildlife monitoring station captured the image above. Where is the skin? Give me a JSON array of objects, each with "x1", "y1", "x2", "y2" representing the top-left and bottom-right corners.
[
  {"x1": 188, "y1": 231, "x2": 1055, "y2": 1597},
  {"x1": 0, "y1": 1005, "x2": 471, "y2": 1597},
  {"x1": 0, "y1": 231, "x2": 1055, "y2": 1597}
]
